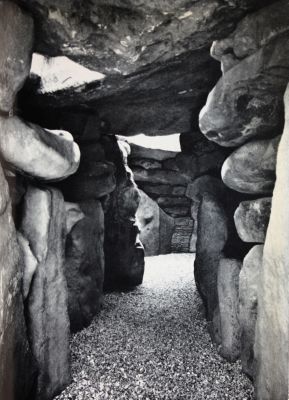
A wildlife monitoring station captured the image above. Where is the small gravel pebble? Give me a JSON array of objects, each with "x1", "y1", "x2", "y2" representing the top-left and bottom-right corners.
[{"x1": 55, "y1": 254, "x2": 254, "y2": 400}]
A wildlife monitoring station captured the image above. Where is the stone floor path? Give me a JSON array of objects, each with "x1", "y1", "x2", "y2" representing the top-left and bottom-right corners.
[{"x1": 55, "y1": 254, "x2": 254, "y2": 400}]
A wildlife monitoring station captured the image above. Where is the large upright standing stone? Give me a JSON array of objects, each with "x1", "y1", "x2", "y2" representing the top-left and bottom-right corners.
[
  {"x1": 0, "y1": 3, "x2": 37, "y2": 399},
  {"x1": 0, "y1": 166, "x2": 36, "y2": 400},
  {"x1": 21, "y1": 186, "x2": 71, "y2": 400},
  {"x1": 254, "y1": 85, "x2": 289, "y2": 400},
  {"x1": 136, "y1": 190, "x2": 174, "y2": 256},
  {"x1": 136, "y1": 190, "x2": 161, "y2": 256},
  {"x1": 103, "y1": 137, "x2": 145, "y2": 289},
  {"x1": 218, "y1": 258, "x2": 241, "y2": 362},
  {"x1": 239, "y1": 245, "x2": 263, "y2": 378},
  {"x1": 194, "y1": 192, "x2": 228, "y2": 336},
  {"x1": 65, "y1": 200, "x2": 105, "y2": 333}
]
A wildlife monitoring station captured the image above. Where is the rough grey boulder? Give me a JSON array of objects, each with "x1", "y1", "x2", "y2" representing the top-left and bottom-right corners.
[
  {"x1": 200, "y1": 35, "x2": 289, "y2": 147},
  {"x1": 65, "y1": 201, "x2": 105, "y2": 333},
  {"x1": 239, "y1": 245, "x2": 263, "y2": 378},
  {"x1": 0, "y1": 116, "x2": 80, "y2": 181},
  {"x1": 0, "y1": 2, "x2": 33, "y2": 113},
  {"x1": 212, "y1": 0, "x2": 289, "y2": 71},
  {"x1": 103, "y1": 136, "x2": 145, "y2": 289},
  {"x1": 136, "y1": 191, "x2": 160, "y2": 256},
  {"x1": 185, "y1": 176, "x2": 227, "y2": 256},
  {"x1": 105, "y1": 179, "x2": 144, "y2": 287},
  {"x1": 218, "y1": 258, "x2": 241, "y2": 362},
  {"x1": 254, "y1": 84, "x2": 289, "y2": 400},
  {"x1": 221, "y1": 136, "x2": 280, "y2": 194},
  {"x1": 234, "y1": 198, "x2": 271, "y2": 243},
  {"x1": 194, "y1": 193, "x2": 228, "y2": 330},
  {"x1": 21, "y1": 186, "x2": 71, "y2": 400},
  {"x1": 136, "y1": 190, "x2": 174, "y2": 256},
  {"x1": 0, "y1": 165, "x2": 36, "y2": 400}
]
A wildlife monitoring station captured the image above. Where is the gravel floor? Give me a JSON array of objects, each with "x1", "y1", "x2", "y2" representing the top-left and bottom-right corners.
[{"x1": 55, "y1": 254, "x2": 254, "y2": 400}]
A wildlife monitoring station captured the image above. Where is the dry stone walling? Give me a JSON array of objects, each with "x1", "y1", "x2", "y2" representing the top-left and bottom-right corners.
[
  {"x1": 199, "y1": 2, "x2": 289, "y2": 399},
  {"x1": 128, "y1": 138, "x2": 228, "y2": 255}
]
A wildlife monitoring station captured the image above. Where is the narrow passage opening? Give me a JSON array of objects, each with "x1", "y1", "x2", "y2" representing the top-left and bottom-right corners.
[{"x1": 55, "y1": 254, "x2": 254, "y2": 400}]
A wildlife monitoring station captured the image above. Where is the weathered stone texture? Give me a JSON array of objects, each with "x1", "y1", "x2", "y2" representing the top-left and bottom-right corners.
[
  {"x1": 218, "y1": 258, "x2": 241, "y2": 362},
  {"x1": 0, "y1": 116, "x2": 80, "y2": 181},
  {"x1": 239, "y1": 245, "x2": 263, "y2": 378},
  {"x1": 200, "y1": 36, "x2": 289, "y2": 146},
  {"x1": 194, "y1": 193, "x2": 228, "y2": 324},
  {"x1": 254, "y1": 84, "x2": 289, "y2": 400},
  {"x1": 0, "y1": 2, "x2": 33, "y2": 113},
  {"x1": 234, "y1": 198, "x2": 271, "y2": 243},
  {"x1": 0, "y1": 166, "x2": 36, "y2": 400},
  {"x1": 221, "y1": 136, "x2": 279, "y2": 194},
  {"x1": 136, "y1": 190, "x2": 174, "y2": 256},
  {"x1": 103, "y1": 137, "x2": 145, "y2": 289},
  {"x1": 21, "y1": 186, "x2": 71, "y2": 400},
  {"x1": 65, "y1": 201, "x2": 105, "y2": 333},
  {"x1": 212, "y1": 0, "x2": 289, "y2": 70},
  {"x1": 17, "y1": 0, "x2": 271, "y2": 75}
]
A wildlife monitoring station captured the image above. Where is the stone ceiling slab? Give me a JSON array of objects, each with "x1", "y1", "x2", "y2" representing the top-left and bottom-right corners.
[{"x1": 14, "y1": 0, "x2": 276, "y2": 75}]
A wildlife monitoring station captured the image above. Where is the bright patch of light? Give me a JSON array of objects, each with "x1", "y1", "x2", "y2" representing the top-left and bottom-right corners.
[
  {"x1": 126, "y1": 133, "x2": 181, "y2": 152},
  {"x1": 31, "y1": 53, "x2": 105, "y2": 93}
]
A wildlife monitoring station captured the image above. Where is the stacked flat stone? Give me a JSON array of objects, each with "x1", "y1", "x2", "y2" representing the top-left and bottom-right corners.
[{"x1": 129, "y1": 141, "x2": 226, "y2": 255}]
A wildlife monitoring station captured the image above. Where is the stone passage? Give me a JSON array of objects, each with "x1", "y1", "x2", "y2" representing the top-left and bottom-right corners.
[
  {"x1": 54, "y1": 255, "x2": 254, "y2": 400},
  {"x1": 1, "y1": 1, "x2": 289, "y2": 399}
]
